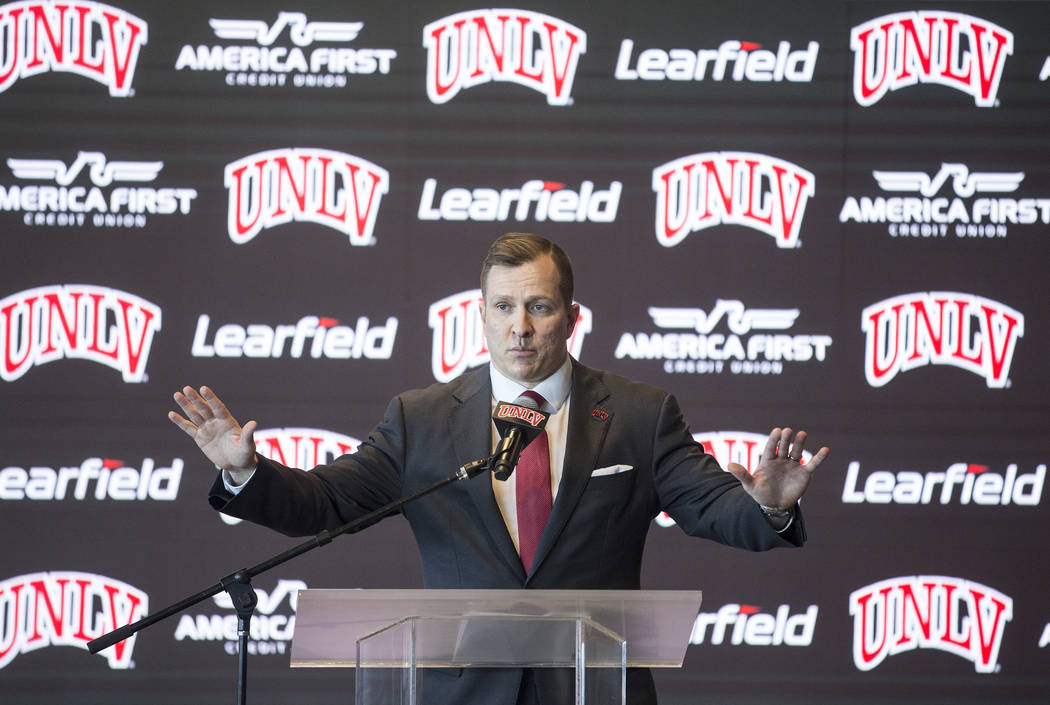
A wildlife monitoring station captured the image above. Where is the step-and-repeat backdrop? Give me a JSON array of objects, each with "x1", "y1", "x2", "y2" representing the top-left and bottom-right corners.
[{"x1": 1, "y1": 1, "x2": 1047, "y2": 703}]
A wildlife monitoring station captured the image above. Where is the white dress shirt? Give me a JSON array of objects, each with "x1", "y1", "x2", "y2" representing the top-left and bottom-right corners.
[{"x1": 488, "y1": 357, "x2": 573, "y2": 556}]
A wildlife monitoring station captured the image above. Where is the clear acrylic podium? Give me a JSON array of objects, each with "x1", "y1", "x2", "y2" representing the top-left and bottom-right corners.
[{"x1": 290, "y1": 589, "x2": 701, "y2": 705}]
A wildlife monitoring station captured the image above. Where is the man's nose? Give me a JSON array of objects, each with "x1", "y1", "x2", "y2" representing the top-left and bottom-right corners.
[{"x1": 511, "y1": 310, "x2": 533, "y2": 337}]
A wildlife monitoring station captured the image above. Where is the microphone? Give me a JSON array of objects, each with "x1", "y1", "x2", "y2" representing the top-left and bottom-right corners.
[{"x1": 490, "y1": 394, "x2": 550, "y2": 481}]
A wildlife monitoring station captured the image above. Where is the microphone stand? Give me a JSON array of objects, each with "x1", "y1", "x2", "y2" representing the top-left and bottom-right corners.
[{"x1": 87, "y1": 457, "x2": 492, "y2": 705}]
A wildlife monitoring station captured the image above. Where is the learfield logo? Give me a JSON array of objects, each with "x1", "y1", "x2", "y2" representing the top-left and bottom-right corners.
[
  {"x1": 615, "y1": 38, "x2": 818, "y2": 82},
  {"x1": 175, "y1": 11, "x2": 396, "y2": 89},
  {"x1": 1, "y1": 285, "x2": 161, "y2": 383},
  {"x1": 428, "y1": 289, "x2": 592, "y2": 383},
  {"x1": 862, "y1": 292, "x2": 1023, "y2": 388},
  {"x1": 192, "y1": 313, "x2": 397, "y2": 360},
  {"x1": 418, "y1": 178, "x2": 620, "y2": 223},
  {"x1": 423, "y1": 9, "x2": 586, "y2": 105},
  {"x1": 0, "y1": 1, "x2": 147, "y2": 96},
  {"x1": 840, "y1": 163, "x2": 1047, "y2": 239},
  {"x1": 843, "y1": 461, "x2": 1044, "y2": 506},
  {"x1": 0, "y1": 571, "x2": 148, "y2": 669},
  {"x1": 0, "y1": 457, "x2": 182, "y2": 500},
  {"x1": 851, "y1": 11, "x2": 1013, "y2": 107},
  {"x1": 652, "y1": 152, "x2": 814, "y2": 248},
  {"x1": 850, "y1": 576, "x2": 1012, "y2": 672},
  {"x1": 615, "y1": 300, "x2": 832, "y2": 376},
  {"x1": 690, "y1": 603, "x2": 818, "y2": 646},
  {"x1": 221, "y1": 428, "x2": 361, "y2": 526},
  {"x1": 224, "y1": 148, "x2": 388, "y2": 245},
  {"x1": 656, "y1": 430, "x2": 813, "y2": 528},
  {"x1": 174, "y1": 578, "x2": 303, "y2": 657},
  {"x1": 2, "y1": 151, "x2": 198, "y2": 228}
]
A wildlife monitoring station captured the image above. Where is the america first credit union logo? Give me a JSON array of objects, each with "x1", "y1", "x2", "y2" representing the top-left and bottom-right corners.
[
  {"x1": 851, "y1": 11, "x2": 1013, "y2": 107},
  {"x1": 850, "y1": 576, "x2": 1012, "y2": 673},
  {"x1": 0, "y1": 571, "x2": 148, "y2": 669},
  {"x1": 652, "y1": 152, "x2": 814, "y2": 248},
  {"x1": 175, "y1": 11, "x2": 396, "y2": 88},
  {"x1": 428, "y1": 289, "x2": 592, "y2": 383},
  {"x1": 224, "y1": 148, "x2": 389, "y2": 245},
  {"x1": 3, "y1": 151, "x2": 198, "y2": 228},
  {"x1": 862, "y1": 292, "x2": 1023, "y2": 389},
  {"x1": 1, "y1": 284, "x2": 161, "y2": 382},
  {"x1": 423, "y1": 9, "x2": 586, "y2": 106},
  {"x1": 840, "y1": 163, "x2": 1047, "y2": 239},
  {"x1": 615, "y1": 300, "x2": 832, "y2": 376},
  {"x1": 0, "y1": 1, "x2": 147, "y2": 96}
]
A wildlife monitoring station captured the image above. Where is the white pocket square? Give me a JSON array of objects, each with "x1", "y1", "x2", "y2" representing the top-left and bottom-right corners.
[{"x1": 590, "y1": 464, "x2": 634, "y2": 477}]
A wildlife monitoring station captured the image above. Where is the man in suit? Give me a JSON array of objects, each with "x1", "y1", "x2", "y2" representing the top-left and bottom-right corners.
[{"x1": 170, "y1": 232, "x2": 829, "y2": 704}]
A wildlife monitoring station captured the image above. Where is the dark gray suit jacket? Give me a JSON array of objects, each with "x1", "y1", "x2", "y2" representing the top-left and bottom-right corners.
[{"x1": 210, "y1": 360, "x2": 805, "y2": 704}]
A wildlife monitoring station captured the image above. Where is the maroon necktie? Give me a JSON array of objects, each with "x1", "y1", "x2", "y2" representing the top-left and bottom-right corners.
[{"x1": 515, "y1": 390, "x2": 552, "y2": 572}]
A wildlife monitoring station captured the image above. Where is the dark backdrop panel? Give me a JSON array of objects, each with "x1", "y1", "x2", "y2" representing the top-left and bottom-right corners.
[{"x1": 1, "y1": 1, "x2": 1047, "y2": 703}]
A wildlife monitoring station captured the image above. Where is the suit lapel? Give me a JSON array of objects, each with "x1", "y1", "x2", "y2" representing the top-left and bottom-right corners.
[
  {"x1": 528, "y1": 361, "x2": 611, "y2": 579},
  {"x1": 448, "y1": 367, "x2": 526, "y2": 580}
]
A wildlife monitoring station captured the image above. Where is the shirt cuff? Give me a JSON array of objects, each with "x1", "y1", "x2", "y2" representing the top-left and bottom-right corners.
[{"x1": 220, "y1": 465, "x2": 257, "y2": 494}]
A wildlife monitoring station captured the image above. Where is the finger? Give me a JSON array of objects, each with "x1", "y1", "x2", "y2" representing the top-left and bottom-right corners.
[
  {"x1": 200, "y1": 385, "x2": 235, "y2": 422},
  {"x1": 167, "y1": 410, "x2": 198, "y2": 435},
  {"x1": 762, "y1": 428, "x2": 781, "y2": 462},
  {"x1": 174, "y1": 389, "x2": 206, "y2": 425},
  {"x1": 240, "y1": 420, "x2": 258, "y2": 453},
  {"x1": 725, "y1": 462, "x2": 753, "y2": 490},
  {"x1": 789, "y1": 430, "x2": 808, "y2": 461},
  {"x1": 778, "y1": 427, "x2": 793, "y2": 458},
  {"x1": 803, "y1": 446, "x2": 830, "y2": 472},
  {"x1": 181, "y1": 386, "x2": 214, "y2": 421}
]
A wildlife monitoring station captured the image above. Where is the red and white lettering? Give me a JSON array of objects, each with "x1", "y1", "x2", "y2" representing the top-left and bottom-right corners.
[
  {"x1": 427, "y1": 289, "x2": 592, "y2": 383},
  {"x1": 423, "y1": 9, "x2": 586, "y2": 106},
  {"x1": 254, "y1": 427, "x2": 361, "y2": 469},
  {"x1": 0, "y1": 571, "x2": 147, "y2": 669},
  {"x1": 0, "y1": 285, "x2": 161, "y2": 383},
  {"x1": 851, "y1": 11, "x2": 1013, "y2": 107},
  {"x1": 850, "y1": 576, "x2": 1012, "y2": 672},
  {"x1": 652, "y1": 152, "x2": 814, "y2": 248},
  {"x1": 0, "y1": 1, "x2": 147, "y2": 96},
  {"x1": 862, "y1": 292, "x2": 1023, "y2": 388},
  {"x1": 224, "y1": 148, "x2": 389, "y2": 246}
]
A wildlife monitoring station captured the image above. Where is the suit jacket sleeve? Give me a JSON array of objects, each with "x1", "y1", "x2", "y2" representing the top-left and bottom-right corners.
[
  {"x1": 650, "y1": 391, "x2": 806, "y2": 549},
  {"x1": 208, "y1": 395, "x2": 410, "y2": 536}
]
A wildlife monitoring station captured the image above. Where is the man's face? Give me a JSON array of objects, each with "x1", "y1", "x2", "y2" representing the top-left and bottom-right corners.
[{"x1": 480, "y1": 254, "x2": 579, "y2": 386}]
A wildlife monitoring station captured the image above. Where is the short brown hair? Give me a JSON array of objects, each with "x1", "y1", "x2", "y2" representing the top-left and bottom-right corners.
[{"x1": 480, "y1": 232, "x2": 574, "y2": 308}]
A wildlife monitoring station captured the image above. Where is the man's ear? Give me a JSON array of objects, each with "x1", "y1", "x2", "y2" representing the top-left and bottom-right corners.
[
  {"x1": 478, "y1": 298, "x2": 487, "y2": 326},
  {"x1": 566, "y1": 302, "x2": 580, "y2": 338}
]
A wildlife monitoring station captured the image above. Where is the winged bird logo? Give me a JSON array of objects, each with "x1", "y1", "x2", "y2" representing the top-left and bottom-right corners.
[
  {"x1": 6, "y1": 152, "x2": 162, "y2": 186},
  {"x1": 872, "y1": 163, "x2": 1024, "y2": 198},
  {"x1": 209, "y1": 12, "x2": 363, "y2": 47}
]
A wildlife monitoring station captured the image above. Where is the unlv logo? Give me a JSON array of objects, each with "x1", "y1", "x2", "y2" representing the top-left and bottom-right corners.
[
  {"x1": 850, "y1": 576, "x2": 1012, "y2": 673},
  {"x1": 1, "y1": 284, "x2": 161, "y2": 382},
  {"x1": 0, "y1": 571, "x2": 148, "y2": 669},
  {"x1": 0, "y1": 1, "x2": 147, "y2": 96},
  {"x1": 428, "y1": 289, "x2": 592, "y2": 383},
  {"x1": 862, "y1": 292, "x2": 1024, "y2": 388},
  {"x1": 254, "y1": 427, "x2": 360, "y2": 468},
  {"x1": 851, "y1": 11, "x2": 1013, "y2": 107},
  {"x1": 220, "y1": 428, "x2": 360, "y2": 526},
  {"x1": 423, "y1": 9, "x2": 586, "y2": 106},
  {"x1": 652, "y1": 152, "x2": 814, "y2": 248},
  {"x1": 224, "y1": 148, "x2": 389, "y2": 245}
]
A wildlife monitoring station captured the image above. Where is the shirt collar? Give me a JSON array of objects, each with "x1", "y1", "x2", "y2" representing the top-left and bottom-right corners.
[{"x1": 489, "y1": 357, "x2": 572, "y2": 412}]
